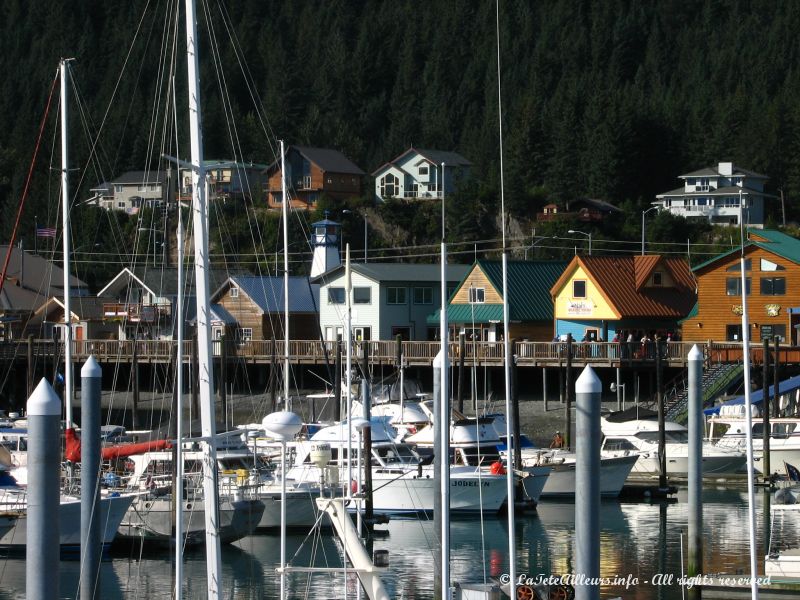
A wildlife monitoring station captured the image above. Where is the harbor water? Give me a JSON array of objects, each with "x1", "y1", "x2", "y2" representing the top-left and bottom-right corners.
[{"x1": 0, "y1": 486, "x2": 796, "y2": 599}]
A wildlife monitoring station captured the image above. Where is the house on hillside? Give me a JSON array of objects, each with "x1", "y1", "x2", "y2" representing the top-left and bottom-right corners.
[
  {"x1": 314, "y1": 262, "x2": 470, "y2": 342},
  {"x1": 98, "y1": 266, "x2": 244, "y2": 340},
  {"x1": 654, "y1": 161, "x2": 774, "y2": 227},
  {"x1": 682, "y1": 229, "x2": 800, "y2": 344},
  {"x1": 265, "y1": 146, "x2": 365, "y2": 210},
  {"x1": 372, "y1": 147, "x2": 471, "y2": 202},
  {"x1": 179, "y1": 160, "x2": 268, "y2": 205},
  {"x1": 550, "y1": 255, "x2": 696, "y2": 342},
  {"x1": 428, "y1": 260, "x2": 568, "y2": 342},
  {"x1": 210, "y1": 275, "x2": 320, "y2": 342},
  {"x1": 0, "y1": 245, "x2": 89, "y2": 340},
  {"x1": 537, "y1": 198, "x2": 622, "y2": 223},
  {"x1": 91, "y1": 170, "x2": 171, "y2": 215}
]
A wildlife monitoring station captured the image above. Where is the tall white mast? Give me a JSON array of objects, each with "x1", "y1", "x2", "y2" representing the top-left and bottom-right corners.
[
  {"x1": 495, "y1": 0, "x2": 518, "y2": 590},
  {"x1": 174, "y1": 215, "x2": 185, "y2": 600},
  {"x1": 738, "y1": 189, "x2": 759, "y2": 599},
  {"x1": 60, "y1": 58, "x2": 74, "y2": 427},
  {"x1": 183, "y1": 0, "x2": 222, "y2": 596},
  {"x1": 439, "y1": 161, "x2": 451, "y2": 596},
  {"x1": 281, "y1": 140, "x2": 290, "y2": 411}
]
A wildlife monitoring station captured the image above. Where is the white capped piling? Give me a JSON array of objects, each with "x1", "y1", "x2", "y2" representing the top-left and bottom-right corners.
[
  {"x1": 432, "y1": 348, "x2": 450, "y2": 597},
  {"x1": 80, "y1": 357, "x2": 102, "y2": 600},
  {"x1": 687, "y1": 345, "x2": 703, "y2": 599},
  {"x1": 26, "y1": 378, "x2": 61, "y2": 600},
  {"x1": 575, "y1": 366, "x2": 601, "y2": 600}
]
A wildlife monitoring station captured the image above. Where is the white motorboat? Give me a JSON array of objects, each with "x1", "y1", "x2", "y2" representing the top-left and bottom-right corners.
[
  {"x1": 708, "y1": 412, "x2": 800, "y2": 476},
  {"x1": 285, "y1": 417, "x2": 509, "y2": 515},
  {"x1": 0, "y1": 429, "x2": 29, "y2": 485},
  {"x1": 601, "y1": 414, "x2": 747, "y2": 478},
  {"x1": 122, "y1": 439, "x2": 320, "y2": 531},
  {"x1": 0, "y1": 486, "x2": 133, "y2": 554}
]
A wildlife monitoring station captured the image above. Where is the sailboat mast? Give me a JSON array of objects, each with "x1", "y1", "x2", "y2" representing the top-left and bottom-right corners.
[
  {"x1": 60, "y1": 58, "x2": 73, "y2": 427},
  {"x1": 439, "y1": 161, "x2": 451, "y2": 596},
  {"x1": 738, "y1": 189, "x2": 759, "y2": 599},
  {"x1": 183, "y1": 0, "x2": 222, "y2": 595},
  {"x1": 495, "y1": 0, "x2": 518, "y2": 590},
  {"x1": 281, "y1": 140, "x2": 290, "y2": 410},
  {"x1": 174, "y1": 215, "x2": 185, "y2": 600}
]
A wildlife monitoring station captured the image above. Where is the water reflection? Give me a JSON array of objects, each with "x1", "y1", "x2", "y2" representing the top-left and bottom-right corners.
[{"x1": 1, "y1": 487, "x2": 797, "y2": 599}]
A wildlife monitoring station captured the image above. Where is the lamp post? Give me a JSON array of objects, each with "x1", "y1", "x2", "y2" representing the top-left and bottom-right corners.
[
  {"x1": 641, "y1": 207, "x2": 659, "y2": 256},
  {"x1": 342, "y1": 209, "x2": 367, "y2": 262},
  {"x1": 567, "y1": 229, "x2": 592, "y2": 255},
  {"x1": 524, "y1": 236, "x2": 555, "y2": 260}
]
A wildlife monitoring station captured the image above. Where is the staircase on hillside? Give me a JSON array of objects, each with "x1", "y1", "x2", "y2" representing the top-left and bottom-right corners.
[{"x1": 663, "y1": 362, "x2": 745, "y2": 422}]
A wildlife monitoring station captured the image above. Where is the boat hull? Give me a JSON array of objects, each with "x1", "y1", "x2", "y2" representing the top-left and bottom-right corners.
[
  {"x1": 0, "y1": 492, "x2": 133, "y2": 554},
  {"x1": 117, "y1": 496, "x2": 264, "y2": 546},
  {"x1": 254, "y1": 488, "x2": 320, "y2": 529},
  {"x1": 538, "y1": 455, "x2": 638, "y2": 498}
]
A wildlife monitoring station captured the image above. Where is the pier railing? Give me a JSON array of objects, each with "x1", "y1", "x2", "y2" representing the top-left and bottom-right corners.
[{"x1": 2, "y1": 338, "x2": 799, "y2": 368}]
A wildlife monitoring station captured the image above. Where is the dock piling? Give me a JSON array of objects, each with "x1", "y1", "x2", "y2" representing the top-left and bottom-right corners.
[
  {"x1": 687, "y1": 345, "x2": 703, "y2": 599},
  {"x1": 80, "y1": 356, "x2": 102, "y2": 600}
]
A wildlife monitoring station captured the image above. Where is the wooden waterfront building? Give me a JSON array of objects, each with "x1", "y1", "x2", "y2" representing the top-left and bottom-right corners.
[{"x1": 682, "y1": 229, "x2": 800, "y2": 344}]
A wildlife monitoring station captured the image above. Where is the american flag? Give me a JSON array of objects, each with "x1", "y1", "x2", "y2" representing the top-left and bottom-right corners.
[{"x1": 36, "y1": 227, "x2": 56, "y2": 238}]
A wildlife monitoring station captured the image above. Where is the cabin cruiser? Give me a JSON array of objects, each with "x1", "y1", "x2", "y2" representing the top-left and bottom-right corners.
[
  {"x1": 0, "y1": 429, "x2": 29, "y2": 485},
  {"x1": 0, "y1": 454, "x2": 132, "y2": 554},
  {"x1": 708, "y1": 411, "x2": 800, "y2": 476},
  {"x1": 601, "y1": 410, "x2": 747, "y2": 477},
  {"x1": 285, "y1": 417, "x2": 509, "y2": 515}
]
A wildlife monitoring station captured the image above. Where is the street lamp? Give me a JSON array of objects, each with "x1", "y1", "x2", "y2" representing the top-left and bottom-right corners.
[
  {"x1": 641, "y1": 207, "x2": 659, "y2": 256},
  {"x1": 610, "y1": 381, "x2": 626, "y2": 411},
  {"x1": 342, "y1": 209, "x2": 367, "y2": 262},
  {"x1": 524, "y1": 236, "x2": 555, "y2": 260},
  {"x1": 567, "y1": 229, "x2": 592, "y2": 255}
]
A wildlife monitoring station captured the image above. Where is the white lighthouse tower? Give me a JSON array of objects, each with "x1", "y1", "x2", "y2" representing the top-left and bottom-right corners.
[{"x1": 310, "y1": 214, "x2": 341, "y2": 278}]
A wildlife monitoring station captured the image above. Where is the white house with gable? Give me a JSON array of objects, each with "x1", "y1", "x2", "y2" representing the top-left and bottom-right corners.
[
  {"x1": 313, "y1": 262, "x2": 470, "y2": 342},
  {"x1": 654, "y1": 161, "x2": 774, "y2": 227},
  {"x1": 371, "y1": 147, "x2": 471, "y2": 202}
]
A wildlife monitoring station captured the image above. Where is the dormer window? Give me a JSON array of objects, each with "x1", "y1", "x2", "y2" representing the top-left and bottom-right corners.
[
  {"x1": 469, "y1": 287, "x2": 485, "y2": 303},
  {"x1": 419, "y1": 166, "x2": 428, "y2": 176},
  {"x1": 652, "y1": 272, "x2": 663, "y2": 286},
  {"x1": 230, "y1": 286, "x2": 239, "y2": 298},
  {"x1": 572, "y1": 280, "x2": 586, "y2": 298}
]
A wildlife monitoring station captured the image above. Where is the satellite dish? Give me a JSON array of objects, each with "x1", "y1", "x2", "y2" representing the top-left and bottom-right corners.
[{"x1": 0, "y1": 446, "x2": 13, "y2": 469}]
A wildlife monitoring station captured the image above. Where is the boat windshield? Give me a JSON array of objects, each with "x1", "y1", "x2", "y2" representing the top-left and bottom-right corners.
[
  {"x1": 602, "y1": 438, "x2": 637, "y2": 451},
  {"x1": 635, "y1": 431, "x2": 689, "y2": 444},
  {"x1": 374, "y1": 445, "x2": 418, "y2": 465}
]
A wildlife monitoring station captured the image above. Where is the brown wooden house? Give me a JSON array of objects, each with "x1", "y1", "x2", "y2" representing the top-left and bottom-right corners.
[
  {"x1": 682, "y1": 229, "x2": 800, "y2": 344},
  {"x1": 211, "y1": 275, "x2": 320, "y2": 341},
  {"x1": 265, "y1": 146, "x2": 365, "y2": 210}
]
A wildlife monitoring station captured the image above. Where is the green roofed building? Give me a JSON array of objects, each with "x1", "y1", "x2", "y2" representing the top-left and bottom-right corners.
[{"x1": 427, "y1": 260, "x2": 568, "y2": 341}]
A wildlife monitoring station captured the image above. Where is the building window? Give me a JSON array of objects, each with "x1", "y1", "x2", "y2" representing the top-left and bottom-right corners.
[
  {"x1": 761, "y1": 259, "x2": 785, "y2": 272},
  {"x1": 652, "y1": 272, "x2": 663, "y2": 286},
  {"x1": 573, "y1": 280, "x2": 587, "y2": 298},
  {"x1": 380, "y1": 173, "x2": 398, "y2": 197},
  {"x1": 353, "y1": 287, "x2": 371, "y2": 304},
  {"x1": 414, "y1": 287, "x2": 433, "y2": 304},
  {"x1": 726, "y1": 260, "x2": 752, "y2": 272},
  {"x1": 419, "y1": 166, "x2": 428, "y2": 176},
  {"x1": 387, "y1": 287, "x2": 407, "y2": 305},
  {"x1": 117, "y1": 202, "x2": 126, "y2": 208},
  {"x1": 237, "y1": 327, "x2": 253, "y2": 341},
  {"x1": 469, "y1": 287, "x2": 485, "y2": 303},
  {"x1": 726, "y1": 277, "x2": 750, "y2": 296},
  {"x1": 761, "y1": 324, "x2": 786, "y2": 342},
  {"x1": 392, "y1": 326, "x2": 411, "y2": 341},
  {"x1": 726, "y1": 324, "x2": 742, "y2": 341},
  {"x1": 353, "y1": 326, "x2": 371, "y2": 341},
  {"x1": 760, "y1": 277, "x2": 786, "y2": 295},
  {"x1": 328, "y1": 287, "x2": 345, "y2": 304},
  {"x1": 230, "y1": 287, "x2": 239, "y2": 298}
]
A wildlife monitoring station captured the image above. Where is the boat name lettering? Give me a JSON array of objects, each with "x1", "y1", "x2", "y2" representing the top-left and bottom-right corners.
[{"x1": 451, "y1": 480, "x2": 490, "y2": 487}]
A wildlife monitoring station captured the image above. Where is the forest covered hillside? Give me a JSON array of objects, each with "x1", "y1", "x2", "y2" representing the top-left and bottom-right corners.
[{"x1": 1, "y1": 0, "x2": 799, "y2": 284}]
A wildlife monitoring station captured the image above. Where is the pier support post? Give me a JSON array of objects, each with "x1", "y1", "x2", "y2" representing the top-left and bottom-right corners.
[
  {"x1": 575, "y1": 365, "x2": 601, "y2": 600},
  {"x1": 656, "y1": 337, "x2": 667, "y2": 488},
  {"x1": 773, "y1": 336, "x2": 780, "y2": 420},
  {"x1": 687, "y1": 345, "x2": 703, "y2": 599},
  {"x1": 80, "y1": 357, "x2": 102, "y2": 600},
  {"x1": 131, "y1": 340, "x2": 140, "y2": 431},
  {"x1": 543, "y1": 367, "x2": 548, "y2": 412},
  {"x1": 457, "y1": 332, "x2": 465, "y2": 414},
  {"x1": 432, "y1": 349, "x2": 443, "y2": 597},
  {"x1": 762, "y1": 338, "x2": 771, "y2": 481},
  {"x1": 565, "y1": 333, "x2": 573, "y2": 449},
  {"x1": 26, "y1": 378, "x2": 61, "y2": 600}
]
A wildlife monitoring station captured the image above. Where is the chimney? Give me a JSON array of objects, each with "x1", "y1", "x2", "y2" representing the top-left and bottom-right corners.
[{"x1": 718, "y1": 162, "x2": 733, "y2": 176}]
